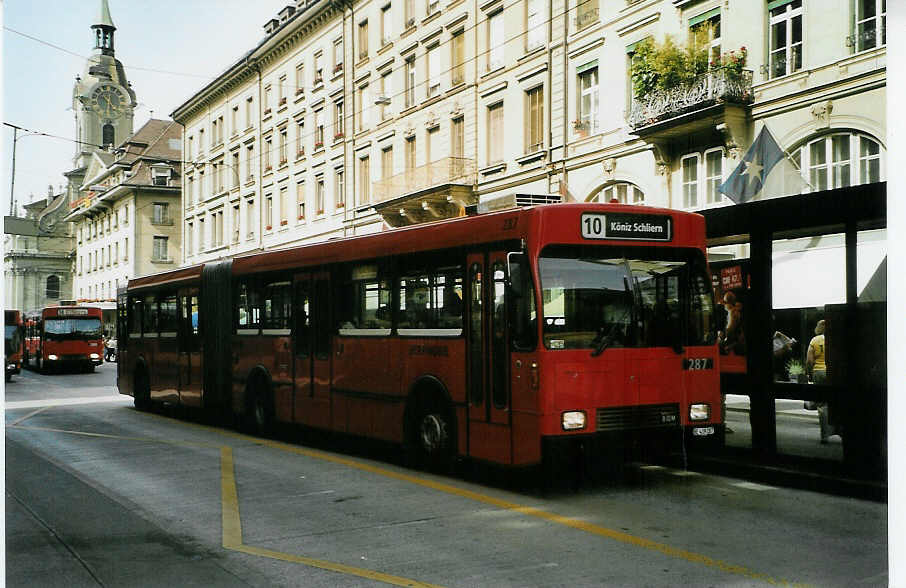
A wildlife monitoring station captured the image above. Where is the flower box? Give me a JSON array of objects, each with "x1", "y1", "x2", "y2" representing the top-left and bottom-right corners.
[
  {"x1": 278, "y1": 97, "x2": 287, "y2": 106},
  {"x1": 280, "y1": 220, "x2": 288, "y2": 226},
  {"x1": 334, "y1": 132, "x2": 344, "y2": 141},
  {"x1": 295, "y1": 87, "x2": 305, "y2": 96},
  {"x1": 314, "y1": 141, "x2": 324, "y2": 149},
  {"x1": 334, "y1": 63, "x2": 343, "y2": 74},
  {"x1": 263, "y1": 107, "x2": 272, "y2": 115}
]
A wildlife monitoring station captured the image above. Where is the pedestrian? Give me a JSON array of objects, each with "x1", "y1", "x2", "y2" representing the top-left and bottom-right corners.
[{"x1": 807, "y1": 319, "x2": 835, "y2": 443}]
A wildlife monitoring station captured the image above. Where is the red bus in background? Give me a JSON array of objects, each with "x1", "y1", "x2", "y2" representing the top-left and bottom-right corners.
[
  {"x1": 118, "y1": 201, "x2": 721, "y2": 471},
  {"x1": 5, "y1": 310, "x2": 24, "y2": 381},
  {"x1": 25, "y1": 306, "x2": 105, "y2": 373}
]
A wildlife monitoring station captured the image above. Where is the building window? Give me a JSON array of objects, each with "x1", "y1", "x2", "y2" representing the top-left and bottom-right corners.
[
  {"x1": 451, "y1": 30, "x2": 465, "y2": 85},
  {"x1": 358, "y1": 20, "x2": 369, "y2": 60},
  {"x1": 279, "y1": 129, "x2": 288, "y2": 164},
  {"x1": 427, "y1": 44, "x2": 441, "y2": 98},
  {"x1": 187, "y1": 222, "x2": 194, "y2": 254},
  {"x1": 427, "y1": 127, "x2": 440, "y2": 163},
  {"x1": 334, "y1": 39, "x2": 344, "y2": 73},
  {"x1": 427, "y1": 0, "x2": 439, "y2": 16},
  {"x1": 152, "y1": 167, "x2": 170, "y2": 186},
  {"x1": 380, "y1": 71, "x2": 392, "y2": 120},
  {"x1": 381, "y1": 4, "x2": 392, "y2": 45},
  {"x1": 232, "y1": 204, "x2": 240, "y2": 243},
  {"x1": 45, "y1": 275, "x2": 60, "y2": 299},
  {"x1": 264, "y1": 137, "x2": 273, "y2": 170},
  {"x1": 689, "y1": 8, "x2": 721, "y2": 65},
  {"x1": 405, "y1": 57, "x2": 416, "y2": 108},
  {"x1": 526, "y1": 0, "x2": 544, "y2": 51},
  {"x1": 769, "y1": 0, "x2": 803, "y2": 79},
  {"x1": 152, "y1": 202, "x2": 170, "y2": 225},
  {"x1": 316, "y1": 177, "x2": 325, "y2": 213},
  {"x1": 576, "y1": 62, "x2": 598, "y2": 135},
  {"x1": 681, "y1": 154, "x2": 699, "y2": 209},
  {"x1": 359, "y1": 156, "x2": 371, "y2": 205},
  {"x1": 704, "y1": 148, "x2": 724, "y2": 205},
  {"x1": 795, "y1": 133, "x2": 884, "y2": 191},
  {"x1": 382, "y1": 146, "x2": 394, "y2": 180},
  {"x1": 213, "y1": 209, "x2": 224, "y2": 246},
  {"x1": 856, "y1": 0, "x2": 886, "y2": 51},
  {"x1": 334, "y1": 101, "x2": 344, "y2": 140},
  {"x1": 265, "y1": 194, "x2": 274, "y2": 230},
  {"x1": 406, "y1": 136, "x2": 417, "y2": 170},
  {"x1": 576, "y1": 0, "x2": 598, "y2": 30},
  {"x1": 487, "y1": 102, "x2": 504, "y2": 163},
  {"x1": 124, "y1": 237, "x2": 128, "y2": 260},
  {"x1": 103, "y1": 124, "x2": 114, "y2": 146},
  {"x1": 264, "y1": 85, "x2": 272, "y2": 114},
  {"x1": 314, "y1": 53, "x2": 323, "y2": 85},
  {"x1": 451, "y1": 116, "x2": 464, "y2": 158},
  {"x1": 525, "y1": 85, "x2": 543, "y2": 154},
  {"x1": 246, "y1": 199, "x2": 255, "y2": 239},
  {"x1": 297, "y1": 181, "x2": 306, "y2": 220},
  {"x1": 678, "y1": 149, "x2": 726, "y2": 209},
  {"x1": 278, "y1": 75, "x2": 287, "y2": 106},
  {"x1": 232, "y1": 105, "x2": 239, "y2": 134},
  {"x1": 358, "y1": 85, "x2": 370, "y2": 131},
  {"x1": 246, "y1": 144, "x2": 254, "y2": 179},
  {"x1": 152, "y1": 237, "x2": 169, "y2": 262},
  {"x1": 405, "y1": 0, "x2": 415, "y2": 27},
  {"x1": 295, "y1": 63, "x2": 305, "y2": 94},
  {"x1": 296, "y1": 119, "x2": 305, "y2": 156},
  {"x1": 280, "y1": 187, "x2": 288, "y2": 225},
  {"x1": 488, "y1": 11, "x2": 504, "y2": 71},
  {"x1": 232, "y1": 151, "x2": 240, "y2": 188},
  {"x1": 315, "y1": 110, "x2": 324, "y2": 147},
  {"x1": 246, "y1": 97, "x2": 253, "y2": 128},
  {"x1": 335, "y1": 168, "x2": 345, "y2": 209}
]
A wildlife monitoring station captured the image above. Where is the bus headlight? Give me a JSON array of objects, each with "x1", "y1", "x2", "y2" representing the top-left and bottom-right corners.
[
  {"x1": 90, "y1": 353, "x2": 100, "y2": 359},
  {"x1": 561, "y1": 411, "x2": 587, "y2": 431},
  {"x1": 48, "y1": 354, "x2": 59, "y2": 361},
  {"x1": 689, "y1": 403, "x2": 710, "y2": 421}
]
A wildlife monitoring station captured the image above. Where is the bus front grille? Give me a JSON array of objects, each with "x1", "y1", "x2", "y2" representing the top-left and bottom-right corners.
[{"x1": 595, "y1": 403, "x2": 680, "y2": 432}]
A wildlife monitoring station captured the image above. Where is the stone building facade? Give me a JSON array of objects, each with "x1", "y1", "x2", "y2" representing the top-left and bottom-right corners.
[{"x1": 172, "y1": 0, "x2": 885, "y2": 266}]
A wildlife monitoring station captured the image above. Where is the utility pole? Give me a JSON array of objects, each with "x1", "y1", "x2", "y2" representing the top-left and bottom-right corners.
[{"x1": 9, "y1": 125, "x2": 18, "y2": 216}]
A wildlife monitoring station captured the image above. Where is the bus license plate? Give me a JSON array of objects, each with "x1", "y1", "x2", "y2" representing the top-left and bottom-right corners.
[{"x1": 683, "y1": 358, "x2": 714, "y2": 370}]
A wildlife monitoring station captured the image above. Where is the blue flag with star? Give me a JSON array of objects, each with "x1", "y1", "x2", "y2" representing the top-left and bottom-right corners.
[{"x1": 719, "y1": 126, "x2": 806, "y2": 204}]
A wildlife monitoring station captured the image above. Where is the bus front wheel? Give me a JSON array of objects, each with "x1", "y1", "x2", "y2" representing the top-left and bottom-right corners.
[{"x1": 244, "y1": 375, "x2": 274, "y2": 436}]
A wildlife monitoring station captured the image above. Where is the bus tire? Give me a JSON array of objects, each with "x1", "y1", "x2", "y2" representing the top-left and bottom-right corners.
[
  {"x1": 407, "y1": 392, "x2": 455, "y2": 472},
  {"x1": 244, "y1": 374, "x2": 274, "y2": 436},
  {"x1": 134, "y1": 369, "x2": 151, "y2": 411}
]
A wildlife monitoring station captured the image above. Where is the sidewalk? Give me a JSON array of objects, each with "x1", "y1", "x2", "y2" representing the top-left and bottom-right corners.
[{"x1": 687, "y1": 395, "x2": 886, "y2": 501}]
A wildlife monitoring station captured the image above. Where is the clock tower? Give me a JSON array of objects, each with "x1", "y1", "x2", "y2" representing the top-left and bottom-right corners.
[{"x1": 71, "y1": 0, "x2": 136, "y2": 171}]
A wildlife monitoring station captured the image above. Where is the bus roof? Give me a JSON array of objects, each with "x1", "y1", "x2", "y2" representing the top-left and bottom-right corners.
[{"x1": 127, "y1": 203, "x2": 705, "y2": 291}]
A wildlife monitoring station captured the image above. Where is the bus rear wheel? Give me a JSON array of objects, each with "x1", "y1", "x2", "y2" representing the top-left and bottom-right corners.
[
  {"x1": 408, "y1": 395, "x2": 454, "y2": 472},
  {"x1": 244, "y1": 376, "x2": 274, "y2": 436}
]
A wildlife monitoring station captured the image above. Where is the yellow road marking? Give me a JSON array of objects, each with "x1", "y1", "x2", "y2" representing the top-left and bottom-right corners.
[
  {"x1": 13, "y1": 411, "x2": 802, "y2": 586},
  {"x1": 9, "y1": 420, "x2": 442, "y2": 587},
  {"x1": 8, "y1": 407, "x2": 48, "y2": 426},
  {"x1": 210, "y1": 427, "x2": 798, "y2": 586}
]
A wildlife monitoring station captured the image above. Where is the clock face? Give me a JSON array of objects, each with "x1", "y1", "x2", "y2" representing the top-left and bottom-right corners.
[{"x1": 89, "y1": 85, "x2": 128, "y2": 118}]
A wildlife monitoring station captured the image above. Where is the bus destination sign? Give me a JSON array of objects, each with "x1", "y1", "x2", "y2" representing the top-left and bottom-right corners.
[
  {"x1": 57, "y1": 308, "x2": 90, "y2": 316},
  {"x1": 581, "y1": 212, "x2": 672, "y2": 241}
]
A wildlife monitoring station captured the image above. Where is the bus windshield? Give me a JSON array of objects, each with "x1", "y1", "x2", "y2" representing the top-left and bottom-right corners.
[
  {"x1": 43, "y1": 318, "x2": 103, "y2": 341},
  {"x1": 539, "y1": 245, "x2": 715, "y2": 351}
]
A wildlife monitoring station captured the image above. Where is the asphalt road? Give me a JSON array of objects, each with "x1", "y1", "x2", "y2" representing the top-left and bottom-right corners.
[{"x1": 5, "y1": 364, "x2": 888, "y2": 587}]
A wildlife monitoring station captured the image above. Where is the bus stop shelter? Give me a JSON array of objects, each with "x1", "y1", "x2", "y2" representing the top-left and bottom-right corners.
[{"x1": 699, "y1": 182, "x2": 886, "y2": 480}]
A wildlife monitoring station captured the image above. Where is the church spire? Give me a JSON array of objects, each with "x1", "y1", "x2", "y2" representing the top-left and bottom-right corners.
[{"x1": 91, "y1": 0, "x2": 116, "y2": 56}]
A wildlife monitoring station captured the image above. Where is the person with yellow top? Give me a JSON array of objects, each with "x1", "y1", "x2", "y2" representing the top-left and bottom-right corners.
[{"x1": 807, "y1": 320, "x2": 835, "y2": 443}]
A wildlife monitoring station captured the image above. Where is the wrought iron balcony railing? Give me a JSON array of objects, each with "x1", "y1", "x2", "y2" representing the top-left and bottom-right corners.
[
  {"x1": 371, "y1": 157, "x2": 476, "y2": 204},
  {"x1": 627, "y1": 68, "x2": 754, "y2": 130}
]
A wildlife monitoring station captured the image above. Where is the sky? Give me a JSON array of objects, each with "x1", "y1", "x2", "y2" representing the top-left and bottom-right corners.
[{"x1": 2, "y1": 0, "x2": 290, "y2": 214}]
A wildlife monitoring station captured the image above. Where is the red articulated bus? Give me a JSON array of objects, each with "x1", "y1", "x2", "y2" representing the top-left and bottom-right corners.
[
  {"x1": 25, "y1": 306, "x2": 105, "y2": 373},
  {"x1": 118, "y1": 201, "x2": 721, "y2": 470},
  {"x1": 5, "y1": 310, "x2": 24, "y2": 382}
]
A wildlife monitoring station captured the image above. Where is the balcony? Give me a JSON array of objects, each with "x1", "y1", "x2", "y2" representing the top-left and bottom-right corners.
[
  {"x1": 370, "y1": 157, "x2": 477, "y2": 227},
  {"x1": 627, "y1": 68, "x2": 754, "y2": 137}
]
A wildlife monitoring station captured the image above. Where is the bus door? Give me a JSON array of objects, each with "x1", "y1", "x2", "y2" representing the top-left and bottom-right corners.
[
  {"x1": 177, "y1": 287, "x2": 203, "y2": 407},
  {"x1": 466, "y1": 251, "x2": 512, "y2": 464},
  {"x1": 292, "y1": 271, "x2": 331, "y2": 427},
  {"x1": 155, "y1": 292, "x2": 180, "y2": 404}
]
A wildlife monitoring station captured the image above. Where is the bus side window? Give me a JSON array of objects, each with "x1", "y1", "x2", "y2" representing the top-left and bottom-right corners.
[
  {"x1": 129, "y1": 296, "x2": 143, "y2": 337},
  {"x1": 294, "y1": 281, "x2": 311, "y2": 357},
  {"x1": 235, "y1": 281, "x2": 261, "y2": 332},
  {"x1": 508, "y1": 253, "x2": 537, "y2": 351},
  {"x1": 142, "y1": 294, "x2": 158, "y2": 335}
]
